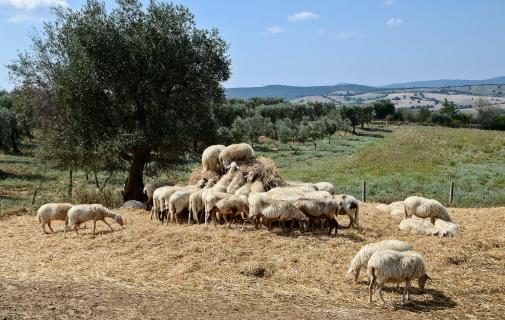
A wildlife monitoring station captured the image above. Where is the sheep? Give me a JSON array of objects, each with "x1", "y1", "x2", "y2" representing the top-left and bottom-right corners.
[
  {"x1": 66, "y1": 204, "x2": 124, "y2": 235},
  {"x1": 234, "y1": 172, "x2": 264, "y2": 196},
  {"x1": 203, "y1": 190, "x2": 230, "y2": 227},
  {"x1": 168, "y1": 186, "x2": 202, "y2": 224},
  {"x1": 333, "y1": 194, "x2": 360, "y2": 227},
  {"x1": 143, "y1": 181, "x2": 174, "y2": 211},
  {"x1": 218, "y1": 143, "x2": 255, "y2": 168},
  {"x1": 212, "y1": 162, "x2": 240, "y2": 193},
  {"x1": 347, "y1": 239, "x2": 413, "y2": 284},
  {"x1": 212, "y1": 194, "x2": 249, "y2": 228},
  {"x1": 314, "y1": 182, "x2": 336, "y2": 195},
  {"x1": 285, "y1": 181, "x2": 318, "y2": 192},
  {"x1": 202, "y1": 144, "x2": 225, "y2": 172},
  {"x1": 404, "y1": 196, "x2": 452, "y2": 224},
  {"x1": 188, "y1": 179, "x2": 215, "y2": 225},
  {"x1": 226, "y1": 171, "x2": 246, "y2": 194},
  {"x1": 152, "y1": 179, "x2": 206, "y2": 222},
  {"x1": 267, "y1": 187, "x2": 331, "y2": 200},
  {"x1": 292, "y1": 197, "x2": 339, "y2": 235},
  {"x1": 367, "y1": 250, "x2": 430, "y2": 305},
  {"x1": 376, "y1": 201, "x2": 406, "y2": 220},
  {"x1": 247, "y1": 192, "x2": 309, "y2": 231},
  {"x1": 37, "y1": 203, "x2": 73, "y2": 234},
  {"x1": 399, "y1": 217, "x2": 460, "y2": 237}
]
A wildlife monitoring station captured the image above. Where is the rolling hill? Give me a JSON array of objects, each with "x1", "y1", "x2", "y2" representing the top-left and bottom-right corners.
[{"x1": 382, "y1": 76, "x2": 505, "y2": 89}]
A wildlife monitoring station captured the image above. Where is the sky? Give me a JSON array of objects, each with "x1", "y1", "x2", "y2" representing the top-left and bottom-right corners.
[{"x1": 0, "y1": 0, "x2": 504, "y2": 90}]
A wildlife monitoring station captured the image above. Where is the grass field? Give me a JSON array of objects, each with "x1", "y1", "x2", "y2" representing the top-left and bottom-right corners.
[
  {"x1": 1, "y1": 204, "x2": 503, "y2": 319},
  {"x1": 1, "y1": 125, "x2": 505, "y2": 215}
]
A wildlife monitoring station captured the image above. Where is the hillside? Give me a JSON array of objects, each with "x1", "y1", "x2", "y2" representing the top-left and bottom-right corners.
[{"x1": 382, "y1": 76, "x2": 505, "y2": 89}]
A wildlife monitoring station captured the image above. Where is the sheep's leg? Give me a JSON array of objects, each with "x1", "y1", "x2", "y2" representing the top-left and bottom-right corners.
[
  {"x1": 378, "y1": 281, "x2": 386, "y2": 305},
  {"x1": 92, "y1": 220, "x2": 96, "y2": 235},
  {"x1": 47, "y1": 221, "x2": 55, "y2": 234},
  {"x1": 406, "y1": 280, "x2": 411, "y2": 301},
  {"x1": 74, "y1": 224, "x2": 79, "y2": 235},
  {"x1": 368, "y1": 275, "x2": 376, "y2": 303},
  {"x1": 174, "y1": 211, "x2": 179, "y2": 225},
  {"x1": 102, "y1": 218, "x2": 114, "y2": 231},
  {"x1": 354, "y1": 266, "x2": 361, "y2": 284},
  {"x1": 188, "y1": 210, "x2": 192, "y2": 225},
  {"x1": 348, "y1": 215, "x2": 354, "y2": 228},
  {"x1": 42, "y1": 223, "x2": 48, "y2": 234}
]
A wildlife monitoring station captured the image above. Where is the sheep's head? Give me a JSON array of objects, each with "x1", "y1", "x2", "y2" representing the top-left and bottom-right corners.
[
  {"x1": 347, "y1": 268, "x2": 358, "y2": 282},
  {"x1": 225, "y1": 161, "x2": 239, "y2": 172},
  {"x1": 205, "y1": 179, "x2": 215, "y2": 187},
  {"x1": 418, "y1": 274, "x2": 431, "y2": 291},
  {"x1": 246, "y1": 171, "x2": 256, "y2": 182},
  {"x1": 196, "y1": 179, "x2": 207, "y2": 188},
  {"x1": 115, "y1": 215, "x2": 124, "y2": 227}
]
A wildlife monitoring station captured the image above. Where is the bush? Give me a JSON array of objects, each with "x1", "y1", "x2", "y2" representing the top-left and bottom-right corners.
[
  {"x1": 0, "y1": 107, "x2": 20, "y2": 153},
  {"x1": 73, "y1": 186, "x2": 123, "y2": 208}
]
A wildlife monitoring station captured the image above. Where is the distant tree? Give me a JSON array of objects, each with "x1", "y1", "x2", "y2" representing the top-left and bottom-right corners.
[
  {"x1": 440, "y1": 99, "x2": 458, "y2": 118},
  {"x1": 8, "y1": 0, "x2": 231, "y2": 201},
  {"x1": 360, "y1": 105, "x2": 375, "y2": 128},
  {"x1": 372, "y1": 100, "x2": 396, "y2": 119},
  {"x1": 299, "y1": 118, "x2": 325, "y2": 150},
  {"x1": 339, "y1": 105, "x2": 360, "y2": 134},
  {"x1": 0, "y1": 107, "x2": 20, "y2": 153},
  {"x1": 0, "y1": 91, "x2": 14, "y2": 110},
  {"x1": 276, "y1": 118, "x2": 302, "y2": 152},
  {"x1": 417, "y1": 108, "x2": 431, "y2": 122},
  {"x1": 231, "y1": 113, "x2": 274, "y2": 147},
  {"x1": 475, "y1": 98, "x2": 502, "y2": 128}
]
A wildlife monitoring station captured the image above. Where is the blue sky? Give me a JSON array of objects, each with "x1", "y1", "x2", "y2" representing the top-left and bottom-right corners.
[{"x1": 1, "y1": 0, "x2": 504, "y2": 90}]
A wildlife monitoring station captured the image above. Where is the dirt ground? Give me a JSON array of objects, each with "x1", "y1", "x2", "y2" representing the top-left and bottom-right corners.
[{"x1": 0, "y1": 204, "x2": 504, "y2": 319}]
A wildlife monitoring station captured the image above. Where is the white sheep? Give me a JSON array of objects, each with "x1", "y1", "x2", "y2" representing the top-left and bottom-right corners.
[
  {"x1": 202, "y1": 144, "x2": 225, "y2": 172},
  {"x1": 404, "y1": 196, "x2": 452, "y2": 224},
  {"x1": 212, "y1": 162, "x2": 240, "y2": 192},
  {"x1": 188, "y1": 179, "x2": 215, "y2": 225},
  {"x1": 226, "y1": 171, "x2": 246, "y2": 194},
  {"x1": 333, "y1": 194, "x2": 360, "y2": 227},
  {"x1": 66, "y1": 204, "x2": 124, "y2": 235},
  {"x1": 375, "y1": 201, "x2": 406, "y2": 220},
  {"x1": 37, "y1": 203, "x2": 73, "y2": 234},
  {"x1": 314, "y1": 182, "x2": 336, "y2": 195},
  {"x1": 247, "y1": 192, "x2": 309, "y2": 230},
  {"x1": 213, "y1": 194, "x2": 249, "y2": 228},
  {"x1": 399, "y1": 217, "x2": 459, "y2": 237},
  {"x1": 234, "y1": 172, "x2": 264, "y2": 196},
  {"x1": 367, "y1": 250, "x2": 430, "y2": 305},
  {"x1": 292, "y1": 197, "x2": 339, "y2": 235},
  {"x1": 285, "y1": 181, "x2": 318, "y2": 192},
  {"x1": 218, "y1": 143, "x2": 255, "y2": 168},
  {"x1": 151, "y1": 185, "x2": 184, "y2": 221},
  {"x1": 168, "y1": 186, "x2": 201, "y2": 224},
  {"x1": 203, "y1": 190, "x2": 230, "y2": 227},
  {"x1": 143, "y1": 181, "x2": 174, "y2": 211},
  {"x1": 347, "y1": 239, "x2": 413, "y2": 283}
]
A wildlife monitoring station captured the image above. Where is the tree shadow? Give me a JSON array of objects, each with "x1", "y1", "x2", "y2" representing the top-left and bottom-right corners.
[
  {"x1": 361, "y1": 127, "x2": 393, "y2": 133},
  {"x1": 355, "y1": 132, "x2": 385, "y2": 139}
]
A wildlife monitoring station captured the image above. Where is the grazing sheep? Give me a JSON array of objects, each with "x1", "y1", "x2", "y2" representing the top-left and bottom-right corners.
[
  {"x1": 168, "y1": 186, "x2": 202, "y2": 224},
  {"x1": 399, "y1": 218, "x2": 459, "y2": 237},
  {"x1": 404, "y1": 196, "x2": 452, "y2": 224},
  {"x1": 202, "y1": 144, "x2": 225, "y2": 172},
  {"x1": 314, "y1": 182, "x2": 336, "y2": 195},
  {"x1": 247, "y1": 192, "x2": 309, "y2": 230},
  {"x1": 213, "y1": 194, "x2": 249, "y2": 227},
  {"x1": 218, "y1": 143, "x2": 255, "y2": 168},
  {"x1": 293, "y1": 197, "x2": 339, "y2": 235},
  {"x1": 37, "y1": 203, "x2": 73, "y2": 234},
  {"x1": 226, "y1": 171, "x2": 246, "y2": 194},
  {"x1": 188, "y1": 179, "x2": 215, "y2": 225},
  {"x1": 347, "y1": 239, "x2": 413, "y2": 283},
  {"x1": 66, "y1": 204, "x2": 124, "y2": 235},
  {"x1": 143, "y1": 181, "x2": 175, "y2": 211},
  {"x1": 333, "y1": 194, "x2": 360, "y2": 227},
  {"x1": 367, "y1": 250, "x2": 430, "y2": 305},
  {"x1": 203, "y1": 190, "x2": 230, "y2": 226},
  {"x1": 235, "y1": 180, "x2": 265, "y2": 196},
  {"x1": 151, "y1": 185, "x2": 184, "y2": 221}
]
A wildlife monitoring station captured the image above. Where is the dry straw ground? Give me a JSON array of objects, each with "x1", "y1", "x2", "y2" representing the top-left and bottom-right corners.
[{"x1": 1, "y1": 204, "x2": 504, "y2": 319}]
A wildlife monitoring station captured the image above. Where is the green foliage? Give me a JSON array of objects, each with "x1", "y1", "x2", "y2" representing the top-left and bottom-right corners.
[
  {"x1": 230, "y1": 113, "x2": 274, "y2": 147},
  {"x1": 339, "y1": 105, "x2": 361, "y2": 133},
  {"x1": 8, "y1": 0, "x2": 231, "y2": 200},
  {"x1": 0, "y1": 108, "x2": 20, "y2": 153},
  {"x1": 372, "y1": 99, "x2": 396, "y2": 119},
  {"x1": 440, "y1": 99, "x2": 458, "y2": 118},
  {"x1": 475, "y1": 98, "x2": 503, "y2": 128}
]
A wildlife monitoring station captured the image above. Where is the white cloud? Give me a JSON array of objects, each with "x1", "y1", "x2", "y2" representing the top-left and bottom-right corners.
[
  {"x1": 335, "y1": 32, "x2": 364, "y2": 39},
  {"x1": 266, "y1": 26, "x2": 284, "y2": 34},
  {"x1": 382, "y1": 0, "x2": 395, "y2": 6},
  {"x1": 387, "y1": 18, "x2": 403, "y2": 26},
  {"x1": 0, "y1": 0, "x2": 68, "y2": 10},
  {"x1": 7, "y1": 13, "x2": 44, "y2": 23},
  {"x1": 288, "y1": 11, "x2": 319, "y2": 22}
]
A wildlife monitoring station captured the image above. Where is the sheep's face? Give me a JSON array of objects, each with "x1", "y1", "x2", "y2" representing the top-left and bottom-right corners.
[
  {"x1": 246, "y1": 172, "x2": 256, "y2": 182},
  {"x1": 347, "y1": 268, "x2": 358, "y2": 281},
  {"x1": 418, "y1": 274, "x2": 430, "y2": 291},
  {"x1": 115, "y1": 215, "x2": 124, "y2": 227}
]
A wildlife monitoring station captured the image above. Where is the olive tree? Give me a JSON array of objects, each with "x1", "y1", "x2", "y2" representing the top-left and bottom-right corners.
[{"x1": 9, "y1": 0, "x2": 231, "y2": 201}]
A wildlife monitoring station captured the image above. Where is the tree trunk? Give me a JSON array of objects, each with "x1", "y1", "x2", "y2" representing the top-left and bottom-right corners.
[
  {"x1": 352, "y1": 125, "x2": 356, "y2": 134},
  {"x1": 68, "y1": 170, "x2": 73, "y2": 197},
  {"x1": 123, "y1": 148, "x2": 150, "y2": 202}
]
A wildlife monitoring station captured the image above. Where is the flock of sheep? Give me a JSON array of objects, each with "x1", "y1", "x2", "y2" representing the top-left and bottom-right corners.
[{"x1": 35, "y1": 142, "x2": 460, "y2": 305}]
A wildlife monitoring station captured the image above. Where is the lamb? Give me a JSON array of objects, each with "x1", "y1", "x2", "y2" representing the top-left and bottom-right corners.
[
  {"x1": 202, "y1": 144, "x2": 225, "y2": 172},
  {"x1": 404, "y1": 196, "x2": 452, "y2": 224},
  {"x1": 143, "y1": 181, "x2": 174, "y2": 211},
  {"x1": 66, "y1": 204, "x2": 124, "y2": 235},
  {"x1": 292, "y1": 197, "x2": 339, "y2": 235},
  {"x1": 188, "y1": 179, "x2": 215, "y2": 225},
  {"x1": 314, "y1": 182, "x2": 336, "y2": 195},
  {"x1": 399, "y1": 217, "x2": 460, "y2": 237},
  {"x1": 213, "y1": 194, "x2": 249, "y2": 227},
  {"x1": 333, "y1": 194, "x2": 360, "y2": 227},
  {"x1": 37, "y1": 203, "x2": 73, "y2": 234},
  {"x1": 218, "y1": 143, "x2": 255, "y2": 168},
  {"x1": 347, "y1": 239, "x2": 413, "y2": 283},
  {"x1": 367, "y1": 250, "x2": 430, "y2": 305},
  {"x1": 247, "y1": 192, "x2": 309, "y2": 230}
]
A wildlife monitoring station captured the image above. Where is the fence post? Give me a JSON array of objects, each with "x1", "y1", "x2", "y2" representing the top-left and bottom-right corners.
[
  {"x1": 68, "y1": 170, "x2": 73, "y2": 197},
  {"x1": 32, "y1": 188, "x2": 38, "y2": 205},
  {"x1": 362, "y1": 180, "x2": 367, "y2": 202},
  {"x1": 449, "y1": 181, "x2": 455, "y2": 205}
]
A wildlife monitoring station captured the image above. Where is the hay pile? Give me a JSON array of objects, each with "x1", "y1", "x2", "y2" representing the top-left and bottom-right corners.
[{"x1": 188, "y1": 144, "x2": 286, "y2": 190}]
